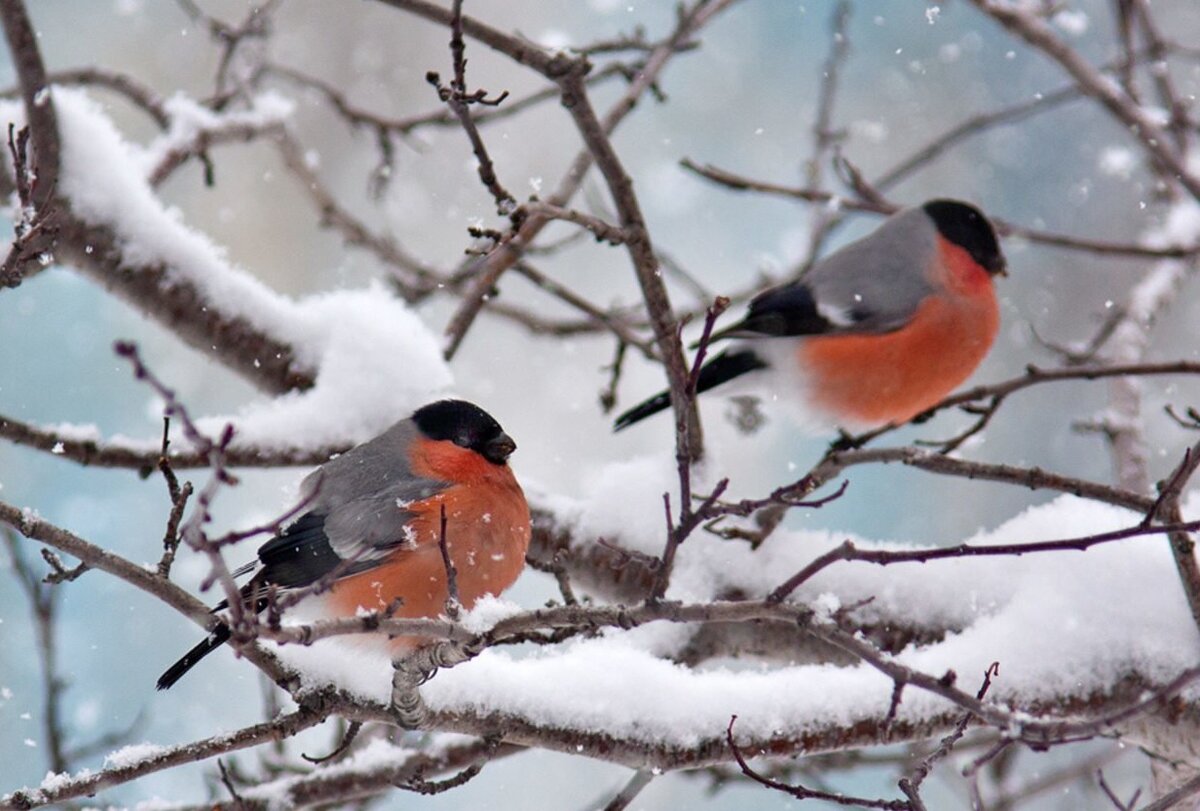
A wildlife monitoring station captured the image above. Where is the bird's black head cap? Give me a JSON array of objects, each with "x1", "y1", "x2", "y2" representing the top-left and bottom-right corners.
[
  {"x1": 412, "y1": 399, "x2": 515, "y2": 464},
  {"x1": 922, "y1": 199, "x2": 1006, "y2": 276}
]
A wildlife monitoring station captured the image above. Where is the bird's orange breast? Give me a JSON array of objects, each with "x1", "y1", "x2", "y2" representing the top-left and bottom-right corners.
[
  {"x1": 799, "y1": 240, "x2": 999, "y2": 426},
  {"x1": 327, "y1": 441, "x2": 530, "y2": 642}
]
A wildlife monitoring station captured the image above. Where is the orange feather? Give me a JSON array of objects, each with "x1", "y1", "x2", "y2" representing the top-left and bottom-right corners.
[{"x1": 327, "y1": 437, "x2": 531, "y2": 646}]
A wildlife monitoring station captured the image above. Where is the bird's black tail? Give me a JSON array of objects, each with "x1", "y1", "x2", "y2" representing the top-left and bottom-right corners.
[
  {"x1": 155, "y1": 623, "x2": 232, "y2": 690},
  {"x1": 613, "y1": 348, "x2": 769, "y2": 431}
]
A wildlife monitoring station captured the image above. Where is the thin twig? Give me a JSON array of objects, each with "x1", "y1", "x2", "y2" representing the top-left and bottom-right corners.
[
  {"x1": 898, "y1": 663, "x2": 999, "y2": 807},
  {"x1": 726, "y1": 716, "x2": 909, "y2": 809},
  {"x1": 438, "y1": 503, "x2": 461, "y2": 620},
  {"x1": 597, "y1": 769, "x2": 654, "y2": 811}
]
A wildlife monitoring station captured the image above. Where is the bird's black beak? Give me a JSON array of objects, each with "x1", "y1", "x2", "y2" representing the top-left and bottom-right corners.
[
  {"x1": 483, "y1": 432, "x2": 517, "y2": 464},
  {"x1": 989, "y1": 256, "x2": 1008, "y2": 277}
]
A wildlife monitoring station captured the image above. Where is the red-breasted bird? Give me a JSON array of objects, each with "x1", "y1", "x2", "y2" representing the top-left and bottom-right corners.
[
  {"x1": 156, "y1": 399, "x2": 530, "y2": 690},
  {"x1": 614, "y1": 200, "x2": 1006, "y2": 432}
]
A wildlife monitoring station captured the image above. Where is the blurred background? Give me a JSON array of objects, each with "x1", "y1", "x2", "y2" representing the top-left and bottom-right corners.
[{"x1": 2, "y1": 0, "x2": 1199, "y2": 806}]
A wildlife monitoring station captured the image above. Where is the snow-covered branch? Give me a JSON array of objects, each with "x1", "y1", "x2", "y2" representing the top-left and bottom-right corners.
[{"x1": 6, "y1": 0, "x2": 1200, "y2": 807}]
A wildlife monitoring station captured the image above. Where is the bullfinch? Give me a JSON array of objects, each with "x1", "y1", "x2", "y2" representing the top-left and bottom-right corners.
[
  {"x1": 156, "y1": 399, "x2": 530, "y2": 690},
  {"x1": 614, "y1": 199, "x2": 1006, "y2": 431}
]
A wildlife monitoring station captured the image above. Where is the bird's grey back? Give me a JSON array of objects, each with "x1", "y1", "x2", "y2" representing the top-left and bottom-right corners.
[
  {"x1": 300, "y1": 418, "x2": 447, "y2": 560},
  {"x1": 804, "y1": 206, "x2": 939, "y2": 334}
]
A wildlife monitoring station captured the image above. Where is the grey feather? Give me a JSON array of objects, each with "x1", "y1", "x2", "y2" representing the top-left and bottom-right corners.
[
  {"x1": 300, "y1": 419, "x2": 446, "y2": 564},
  {"x1": 800, "y1": 205, "x2": 939, "y2": 334}
]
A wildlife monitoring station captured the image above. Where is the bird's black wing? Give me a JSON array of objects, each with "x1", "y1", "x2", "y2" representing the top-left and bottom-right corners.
[
  {"x1": 255, "y1": 511, "x2": 375, "y2": 589},
  {"x1": 710, "y1": 283, "x2": 839, "y2": 340},
  {"x1": 613, "y1": 348, "x2": 769, "y2": 431},
  {"x1": 157, "y1": 511, "x2": 383, "y2": 691}
]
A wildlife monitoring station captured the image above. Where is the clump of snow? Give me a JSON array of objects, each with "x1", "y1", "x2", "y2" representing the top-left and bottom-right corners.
[
  {"x1": 39, "y1": 770, "x2": 86, "y2": 792},
  {"x1": 103, "y1": 742, "x2": 165, "y2": 769},
  {"x1": 459, "y1": 594, "x2": 523, "y2": 633},
  {"x1": 568, "y1": 453, "x2": 684, "y2": 558},
  {"x1": 276, "y1": 641, "x2": 394, "y2": 704},
  {"x1": 1126, "y1": 261, "x2": 1186, "y2": 321},
  {"x1": 811, "y1": 592, "x2": 841, "y2": 623},
  {"x1": 1143, "y1": 199, "x2": 1200, "y2": 251},
  {"x1": 194, "y1": 283, "x2": 453, "y2": 450},
  {"x1": 135, "y1": 92, "x2": 295, "y2": 178},
  {"x1": 851, "y1": 119, "x2": 888, "y2": 143},
  {"x1": 1051, "y1": 9, "x2": 1088, "y2": 36},
  {"x1": 1098, "y1": 146, "x2": 1137, "y2": 180},
  {"x1": 39, "y1": 422, "x2": 104, "y2": 443},
  {"x1": 0, "y1": 89, "x2": 454, "y2": 451}
]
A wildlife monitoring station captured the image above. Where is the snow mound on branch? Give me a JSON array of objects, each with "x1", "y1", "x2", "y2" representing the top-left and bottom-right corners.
[
  {"x1": 193, "y1": 284, "x2": 451, "y2": 450},
  {"x1": 0, "y1": 89, "x2": 452, "y2": 448},
  {"x1": 281, "y1": 493, "x2": 1200, "y2": 746},
  {"x1": 424, "y1": 494, "x2": 1198, "y2": 742},
  {"x1": 134, "y1": 91, "x2": 295, "y2": 177}
]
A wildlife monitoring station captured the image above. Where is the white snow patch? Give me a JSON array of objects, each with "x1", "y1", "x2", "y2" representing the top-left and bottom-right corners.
[
  {"x1": 811, "y1": 592, "x2": 841, "y2": 623},
  {"x1": 1144, "y1": 199, "x2": 1200, "y2": 250},
  {"x1": 39, "y1": 770, "x2": 86, "y2": 792},
  {"x1": 103, "y1": 742, "x2": 165, "y2": 768},
  {"x1": 1098, "y1": 146, "x2": 1137, "y2": 180},
  {"x1": 275, "y1": 493, "x2": 1200, "y2": 747},
  {"x1": 1051, "y1": 9, "x2": 1088, "y2": 35},
  {"x1": 850, "y1": 119, "x2": 888, "y2": 143},
  {"x1": 136, "y1": 92, "x2": 295, "y2": 178},
  {"x1": 459, "y1": 594, "x2": 523, "y2": 633},
  {"x1": 40, "y1": 422, "x2": 104, "y2": 442}
]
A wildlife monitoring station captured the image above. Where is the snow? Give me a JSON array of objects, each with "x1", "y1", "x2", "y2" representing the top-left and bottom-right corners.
[
  {"x1": 38, "y1": 769, "x2": 85, "y2": 792},
  {"x1": 192, "y1": 283, "x2": 453, "y2": 450},
  {"x1": 1098, "y1": 146, "x2": 1136, "y2": 180},
  {"x1": 135, "y1": 92, "x2": 294, "y2": 178},
  {"x1": 274, "y1": 492, "x2": 1200, "y2": 747},
  {"x1": 0, "y1": 89, "x2": 454, "y2": 451},
  {"x1": 454, "y1": 494, "x2": 1193, "y2": 738},
  {"x1": 1051, "y1": 9, "x2": 1088, "y2": 36},
  {"x1": 1145, "y1": 197, "x2": 1200, "y2": 250},
  {"x1": 40, "y1": 422, "x2": 104, "y2": 443},
  {"x1": 429, "y1": 640, "x2": 901, "y2": 746},
  {"x1": 103, "y1": 742, "x2": 166, "y2": 769},
  {"x1": 459, "y1": 594, "x2": 524, "y2": 633}
]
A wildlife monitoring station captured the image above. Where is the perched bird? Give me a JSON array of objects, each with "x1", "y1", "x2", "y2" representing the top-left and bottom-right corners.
[
  {"x1": 614, "y1": 199, "x2": 1006, "y2": 432},
  {"x1": 156, "y1": 399, "x2": 530, "y2": 690}
]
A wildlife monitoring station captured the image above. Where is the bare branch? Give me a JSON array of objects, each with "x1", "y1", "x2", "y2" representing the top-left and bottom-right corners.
[
  {"x1": 679, "y1": 159, "x2": 1200, "y2": 260},
  {"x1": 2, "y1": 706, "x2": 329, "y2": 810},
  {"x1": 969, "y1": 0, "x2": 1200, "y2": 201},
  {"x1": 594, "y1": 770, "x2": 654, "y2": 811}
]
